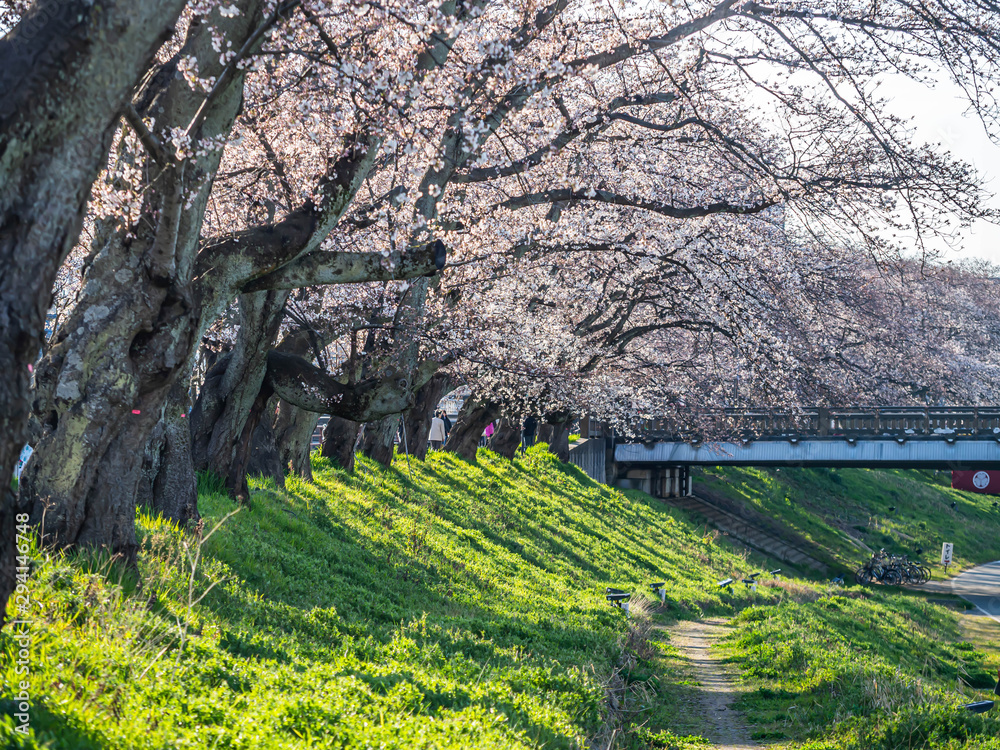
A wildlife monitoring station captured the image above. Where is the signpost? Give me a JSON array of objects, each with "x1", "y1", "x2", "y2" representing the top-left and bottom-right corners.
[{"x1": 941, "y1": 542, "x2": 954, "y2": 572}]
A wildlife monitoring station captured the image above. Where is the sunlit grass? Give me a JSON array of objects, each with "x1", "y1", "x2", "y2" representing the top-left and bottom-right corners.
[{"x1": 1, "y1": 445, "x2": 770, "y2": 749}]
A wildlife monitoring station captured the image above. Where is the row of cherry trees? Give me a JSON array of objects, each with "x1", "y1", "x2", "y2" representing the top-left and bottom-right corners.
[{"x1": 3, "y1": 0, "x2": 1000, "y2": 624}]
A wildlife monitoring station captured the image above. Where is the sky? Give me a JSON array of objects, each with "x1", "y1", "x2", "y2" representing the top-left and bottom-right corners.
[{"x1": 883, "y1": 75, "x2": 1000, "y2": 265}]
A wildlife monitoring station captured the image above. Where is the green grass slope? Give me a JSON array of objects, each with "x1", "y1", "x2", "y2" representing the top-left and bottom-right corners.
[
  {"x1": 721, "y1": 588, "x2": 1000, "y2": 749},
  {"x1": 2, "y1": 447, "x2": 777, "y2": 750},
  {"x1": 696, "y1": 466, "x2": 1000, "y2": 572}
]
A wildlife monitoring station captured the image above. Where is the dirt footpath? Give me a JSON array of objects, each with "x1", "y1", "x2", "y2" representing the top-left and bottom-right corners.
[{"x1": 668, "y1": 618, "x2": 757, "y2": 750}]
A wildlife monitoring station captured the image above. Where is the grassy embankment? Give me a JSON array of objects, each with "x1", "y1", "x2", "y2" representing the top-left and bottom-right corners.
[
  {"x1": 717, "y1": 587, "x2": 1000, "y2": 749},
  {"x1": 2, "y1": 446, "x2": 777, "y2": 749},
  {"x1": 639, "y1": 466, "x2": 1000, "y2": 750},
  {"x1": 5, "y1": 453, "x2": 1000, "y2": 749},
  {"x1": 626, "y1": 583, "x2": 1000, "y2": 750},
  {"x1": 696, "y1": 466, "x2": 1000, "y2": 572}
]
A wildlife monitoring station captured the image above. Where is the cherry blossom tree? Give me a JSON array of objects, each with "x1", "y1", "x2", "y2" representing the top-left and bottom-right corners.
[
  {"x1": 18, "y1": 0, "x2": 459, "y2": 541},
  {"x1": 435, "y1": 229, "x2": 1000, "y2": 444},
  {"x1": 301, "y1": 0, "x2": 1000, "y2": 465}
]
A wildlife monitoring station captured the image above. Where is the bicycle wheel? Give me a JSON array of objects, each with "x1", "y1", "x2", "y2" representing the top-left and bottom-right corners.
[{"x1": 855, "y1": 567, "x2": 873, "y2": 585}]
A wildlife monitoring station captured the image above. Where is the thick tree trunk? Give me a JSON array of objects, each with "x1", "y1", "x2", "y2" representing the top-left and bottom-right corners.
[
  {"x1": 401, "y1": 373, "x2": 451, "y2": 460},
  {"x1": 489, "y1": 416, "x2": 522, "y2": 460},
  {"x1": 201, "y1": 292, "x2": 287, "y2": 494},
  {"x1": 189, "y1": 354, "x2": 230, "y2": 475},
  {"x1": 354, "y1": 276, "x2": 433, "y2": 471},
  {"x1": 443, "y1": 398, "x2": 500, "y2": 462},
  {"x1": 537, "y1": 412, "x2": 573, "y2": 462},
  {"x1": 227, "y1": 382, "x2": 275, "y2": 502},
  {"x1": 549, "y1": 422, "x2": 572, "y2": 462},
  {"x1": 0, "y1": 0, "x2": 187, "y2": 625},
  {"x1": 137, "y1": 380, "x2": 198, "y2": 527},
  {"x1": 322, "y1": 416, "x2": 362, "y2": 472},
  {"x1": 535, "y1": 411, "x2": 573, "y2": 462},
  {"x1": 24, "y1": 400, "x2": 183, "y2": 557},
  {"x1": 244, "y1": 397, "x2": 286, "y2": 489},
  {"x1": 273, "y1": 400, "x2": 319, "y2": 481},
  {"x1": 361, "y1": 415, "x2": 401, "y2": 468}
]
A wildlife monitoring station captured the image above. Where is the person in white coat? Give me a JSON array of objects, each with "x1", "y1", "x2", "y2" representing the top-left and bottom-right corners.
[{"x1": 428, "y1": 413, "x2": 447, "y2": 450}]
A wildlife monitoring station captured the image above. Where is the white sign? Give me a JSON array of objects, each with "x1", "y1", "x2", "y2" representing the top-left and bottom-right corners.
[
  {"x1": 973, "y1": 471, "x2": 991, "y2": 490},
  {"x1": 14, "y1": 444, "x2": 32, "y2": 481},
  {"x1": 941, "y1": 542, "x2": 954, "y2": 565}
]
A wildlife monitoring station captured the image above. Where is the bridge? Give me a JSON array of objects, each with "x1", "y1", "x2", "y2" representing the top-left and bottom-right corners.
[{"x1": 570, "y1": 407, "x2": 1000, "y2": 497}]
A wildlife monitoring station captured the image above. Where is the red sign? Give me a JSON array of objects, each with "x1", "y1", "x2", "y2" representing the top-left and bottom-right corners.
[{"x1": 952, "y1": 470, "x2": 1000, "y2": 495}]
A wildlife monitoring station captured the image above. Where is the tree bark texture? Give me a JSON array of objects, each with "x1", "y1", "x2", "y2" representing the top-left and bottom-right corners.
[
  {"x1": 0, "y1": 0, "x2": 187, "y2": 625},
  {"x1": 548, "y1": 422, "x2": 572, "y2": 462},
  {"x1": 204, "y1": 292, "x2": 287, "y2": 491},
  {"x1": 443, "y1": 398, "x2": 500, "y2": 462},
  {"x1": 400, "y1": 373, "x2": 451, "y2": 460},
  {"x1": 322, "y1": 416, "x2": 362, "y2": 472},
  {"x1": 538, "y1": 413, "x2": 573, "y2": 462},
  {"x1": 361, "y1": 415, "x2": 401, "y2": 468},
  {"x1": 188, "y1": 289, "x2": 289, "y2": 501},
  {"x1": 244, "y1": 399, "x2": 286, "y2": 489},
  {"x1": 489, "y1": 416, "x2": 522, "y2": 460},
  {"x1": 189, "y1": 353, "x2": 230, "y2": 476},
  {"x1": 137, "y1": 380, "x2": 198, "y2": 527},
  {"x1": 273, "y1": 400, "x2": 319, "y2": 481}
]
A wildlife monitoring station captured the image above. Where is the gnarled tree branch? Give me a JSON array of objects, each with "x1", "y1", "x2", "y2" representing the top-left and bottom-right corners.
[
  {"x1": 500, "y1": 189, "x2": 778, "y2": 218},
  {"x1": 242, "y1": 240, "x2": 447, "y2": 292},
  {"x1": 266, "y1": 351, "x2": 443, "y2": 421}
]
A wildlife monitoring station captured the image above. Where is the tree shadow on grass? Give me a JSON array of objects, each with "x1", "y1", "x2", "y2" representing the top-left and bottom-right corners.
[
  {"x1": 345, "y1": 664, "x2": 593, "y2": 746},
  {"x1": 196, "y1": 482, "x2": 621, "y2": 654}
]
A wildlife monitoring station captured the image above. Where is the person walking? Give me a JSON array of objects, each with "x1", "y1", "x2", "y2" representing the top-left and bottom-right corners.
[
  {"x1": 521, "y1": 415, "x2": 537, "y2": 454},
  {"x1": 481, "y1": 420, "x2": 495, "y2": 447},
  {"x1": 428, "y1": 413, "x2": 447, "y2": 450},
  {"x1": 441, "y1": 409, "x2": 452, "y2": 438}
]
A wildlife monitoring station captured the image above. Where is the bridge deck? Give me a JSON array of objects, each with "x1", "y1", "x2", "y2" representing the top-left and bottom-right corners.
[
  {"x1": 605, "y1": 406, "x2": 1000, "y2": 442},
  {"x1": 614, "y1": 438, "x2": 1000, "y2": 469}
]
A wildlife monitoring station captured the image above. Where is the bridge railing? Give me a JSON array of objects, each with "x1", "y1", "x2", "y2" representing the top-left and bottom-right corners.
[{"x1": 584, "y1": 407, "x2": 1000, "y2": 442}]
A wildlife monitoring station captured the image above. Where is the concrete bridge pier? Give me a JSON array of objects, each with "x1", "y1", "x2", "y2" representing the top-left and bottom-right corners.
[{"x1": 613, "y1": 465, "x2": 690, "y2": 498}]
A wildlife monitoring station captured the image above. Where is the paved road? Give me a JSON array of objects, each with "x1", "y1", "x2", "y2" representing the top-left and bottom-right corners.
[{"x1": 950, "y1": 561, "x2": 1000, "y2": 623}]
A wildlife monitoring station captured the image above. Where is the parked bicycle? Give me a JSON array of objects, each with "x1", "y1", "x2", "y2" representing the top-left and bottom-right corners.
[{"x1": 854, "y1": 549, "x2": 931, "y2": 586}]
